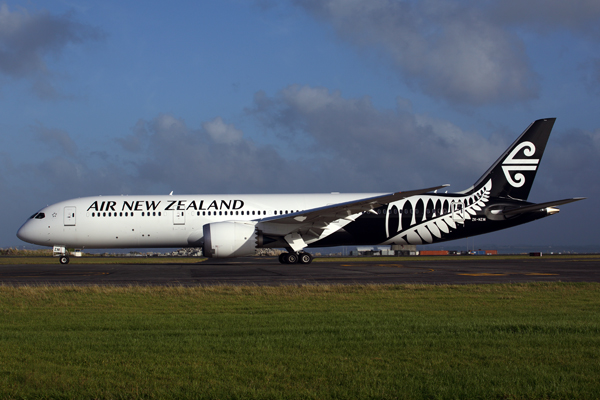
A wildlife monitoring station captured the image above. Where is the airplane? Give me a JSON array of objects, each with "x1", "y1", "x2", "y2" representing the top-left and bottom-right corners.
[{"x1": 17, "y1": 118, "x2": 584, "y2": 265}]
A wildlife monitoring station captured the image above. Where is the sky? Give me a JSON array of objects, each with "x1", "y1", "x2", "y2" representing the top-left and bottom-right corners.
[{"x1": 1, "y1": 0, "x2": 599, "y2": 249}]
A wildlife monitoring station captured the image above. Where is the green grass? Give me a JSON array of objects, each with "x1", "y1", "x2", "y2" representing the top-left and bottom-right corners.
[{"x1": 0, "y1": 283, "x2": 599, "y2": 399}]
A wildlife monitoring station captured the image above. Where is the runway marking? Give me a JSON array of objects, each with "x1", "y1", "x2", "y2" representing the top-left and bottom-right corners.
[
  {"x1": 0, "y1": 272, "x2": 110, "y2": 278},
  {"x1": 525, "y1": 273, "x2": 559, "y2": 276},
  {"x1": 457, "y1": 272, "x2": 559, "y2": 277},
  {"x1": 340, "y1": 264, "x2": 406, "y2": 268}
]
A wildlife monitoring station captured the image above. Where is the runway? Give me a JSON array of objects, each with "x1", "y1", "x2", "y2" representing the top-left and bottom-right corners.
[{"x1": 0, "y1": 255, "x2": 599, "y2": 286}]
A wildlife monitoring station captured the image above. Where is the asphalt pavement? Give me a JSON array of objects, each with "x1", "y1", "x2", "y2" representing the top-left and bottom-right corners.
[{"x1": 0, "y1": 255, "x2": 598, "y2": 286}]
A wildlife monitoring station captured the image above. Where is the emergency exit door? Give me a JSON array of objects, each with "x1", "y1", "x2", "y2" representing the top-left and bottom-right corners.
[{"x1": 173, "y1": 210, "x2": 185, "y2": 225}]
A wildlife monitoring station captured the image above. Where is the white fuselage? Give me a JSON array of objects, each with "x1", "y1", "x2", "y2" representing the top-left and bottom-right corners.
[{"x1": 17, "y1": 193, "x2": 380, "y2": 249}]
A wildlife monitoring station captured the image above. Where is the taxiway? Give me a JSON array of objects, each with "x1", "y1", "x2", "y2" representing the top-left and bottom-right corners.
[{"x1": 0, "y1": 256, "x2": 598, "y2": 286}]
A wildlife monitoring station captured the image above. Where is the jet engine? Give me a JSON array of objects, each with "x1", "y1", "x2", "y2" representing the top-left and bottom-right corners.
[{"x1": 202, "y1": 221, "x2": 257, "y2": 258}]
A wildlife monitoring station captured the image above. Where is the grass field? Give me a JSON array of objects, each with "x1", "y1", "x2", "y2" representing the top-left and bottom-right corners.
[{"x1": 1, "y1": 283, "x2": 599, "y2": 399}]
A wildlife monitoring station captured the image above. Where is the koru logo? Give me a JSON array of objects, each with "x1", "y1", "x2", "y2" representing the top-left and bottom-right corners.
[{"x1": 501, "y1": 141, "x2": 539, "y2": 188}]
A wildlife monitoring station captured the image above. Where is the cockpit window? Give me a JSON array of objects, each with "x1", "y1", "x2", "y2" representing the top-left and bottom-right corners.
[{"x1": 30, "y1": 212, "x2": 45, "y2": 220}]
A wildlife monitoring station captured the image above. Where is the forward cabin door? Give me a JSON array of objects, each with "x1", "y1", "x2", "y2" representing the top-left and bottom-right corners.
[{"x1": 64, "y1": 206, "x2": 76, "y2": 226}]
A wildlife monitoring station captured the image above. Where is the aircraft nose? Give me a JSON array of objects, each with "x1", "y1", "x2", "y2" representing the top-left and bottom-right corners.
[{"x1": 17, "y1": 221, "x2": 39, "y2": 244}]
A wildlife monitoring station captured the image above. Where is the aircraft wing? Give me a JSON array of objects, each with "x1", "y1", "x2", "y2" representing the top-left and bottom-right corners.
[
  {"x1": 260, "y1": 184, "x2": 449, "y2": 226},
  {"x1": 256, "y1": 184, "x2": 449, "y2": 250},
  {"x1": 501, "y1": 197, "x2": 586, "y2": 216}
]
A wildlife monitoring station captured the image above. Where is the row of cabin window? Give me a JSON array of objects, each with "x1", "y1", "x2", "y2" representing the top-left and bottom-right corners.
[
  {"x1": 196, "y1": 210, "x2": 299, "y2": 216},
  {"x1": 374, "y1": 208, "x2": 452, "y2": 215},
  {"x1": 91, "y1": 212, "x2": 161, "y2": 217},
  {"x1": 90, "y1": 210, "x2": 301, "y2": 218}
]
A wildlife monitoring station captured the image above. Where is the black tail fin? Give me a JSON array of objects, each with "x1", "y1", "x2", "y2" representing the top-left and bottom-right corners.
[{"x1": 465, "y1": 118, "x2": 555, "y2": 201}]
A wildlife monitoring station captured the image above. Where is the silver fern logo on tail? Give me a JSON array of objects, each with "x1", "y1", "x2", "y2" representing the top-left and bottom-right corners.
[
  {"x1": 383, "y1": 180, "x2": 492, "y2": 245},
  {"x1": 501, "y1": 141, "x2": 539, "y2": 188}
]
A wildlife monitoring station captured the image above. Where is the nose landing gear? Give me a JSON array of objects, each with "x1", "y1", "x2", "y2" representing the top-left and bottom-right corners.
[{"x1": 53, "y1": 245, "x2": 70, "y2": 264}]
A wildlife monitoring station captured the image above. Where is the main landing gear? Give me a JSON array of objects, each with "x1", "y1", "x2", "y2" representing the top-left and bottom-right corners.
[{"x1": 279, "y1": 252, "x2": 313, "y2": 264}]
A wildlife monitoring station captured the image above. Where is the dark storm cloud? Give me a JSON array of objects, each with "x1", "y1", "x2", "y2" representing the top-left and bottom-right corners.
[{"x1": 0, "y1": 3, "x2": 104, "y2": 99}]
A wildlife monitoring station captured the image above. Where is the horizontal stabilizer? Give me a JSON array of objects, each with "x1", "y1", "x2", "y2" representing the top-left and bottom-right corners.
[{"x1": 501, "y1": 197, "x2": 585, "y2": 216}]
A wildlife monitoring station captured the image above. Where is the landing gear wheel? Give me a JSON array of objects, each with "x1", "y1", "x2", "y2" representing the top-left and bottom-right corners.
[
  {"x1": 59, "y1": 255, "x2": 70, "y2": 265},
  {"x1": 285, "y1": 253, "x2": 299, "y2": 264},
  {"x1": 278, "y1": 253, "x2": 286, "y2": 264},
  {"x1": 298, "y1": 252, "x2": 313, "y2": 264}
]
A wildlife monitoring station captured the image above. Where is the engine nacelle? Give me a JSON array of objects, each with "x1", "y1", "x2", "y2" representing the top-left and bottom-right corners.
[{"x1": 202, "y1": 221, "x2": 257, "y2": 258}]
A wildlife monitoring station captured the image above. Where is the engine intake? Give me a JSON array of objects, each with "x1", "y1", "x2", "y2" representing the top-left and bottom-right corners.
[{"x1": 202, "y1": 221, "x2": 257, "y2": 258}]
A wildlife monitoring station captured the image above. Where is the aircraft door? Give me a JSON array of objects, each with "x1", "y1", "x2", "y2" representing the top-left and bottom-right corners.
[
  {"x1": 173, "y1": 210, "x2": 185, "y2": 225},
  {"x1": 64, "y1": 206, "x2": 76, "y2": 226},
  {"x1": 451, "y1": 202, "x2": 464, "y2": 223}
]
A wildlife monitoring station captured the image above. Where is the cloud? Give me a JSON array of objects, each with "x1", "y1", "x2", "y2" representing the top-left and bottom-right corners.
[
  {"x1": 0, "y1": 3, "x2": 104, "y2": 99},
  {"x1": 31, "y1": 124, "x2": 78, "y2": 157},
  {"x1": 248, "y1": 84, "x2": 506, "y2": 190},
  {"x1": 490, "y1": 0, "x2": 600, "y2": 38},
  {"x1": 203, "y1": 117, "x2": 244, "y2": 144},
  {"x1": 117, "y1": 114, "x2": 306, "y2": 194},
  {"x1": 542, "y1": 127, "x2": 600, "y2": 198},
  {"x1": 293, "y1": 0, "x2": 539, "y2": 106}
]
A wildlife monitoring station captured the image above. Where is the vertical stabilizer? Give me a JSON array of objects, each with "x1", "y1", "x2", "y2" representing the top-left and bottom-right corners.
[{"x1": 467, "y1": 118, "x2": 555, "y2": 201}]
